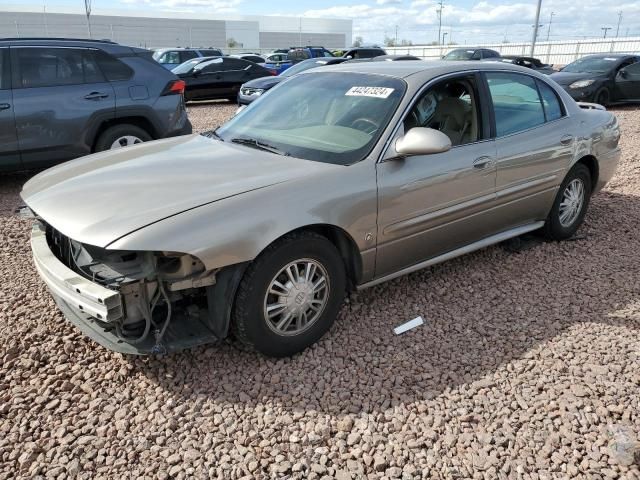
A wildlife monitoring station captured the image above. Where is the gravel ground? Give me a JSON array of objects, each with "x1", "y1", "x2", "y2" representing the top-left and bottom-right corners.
[{"x1": 1, "y1": 103, "x2": 639, "y2": 480}]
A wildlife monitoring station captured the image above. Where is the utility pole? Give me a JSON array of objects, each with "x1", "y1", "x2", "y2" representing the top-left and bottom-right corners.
[
  {"x1": 546, "y1": 12, "x2": 554, "y2": 41},
  {"x1": 43, "y1": 4, "x2": 49, "y2": 36},
  {"x1": 601, "y1": 26, "x2": 611, "y2": 38},
  {"x1": 436, "y1": 0, "x2": 444, "y2": 45},
  {"x1": 615, "y1": 11, "x2": 622, "y2": 37},
  {"x1": 530, "y1": 0, "x2": 542, "y2": 56},
  {"x1": 84, "y1": 0, "x2": 92, "y2": 39},
  {"x1": 395, "y1": 25, "x2": 398, "y2": 46}
]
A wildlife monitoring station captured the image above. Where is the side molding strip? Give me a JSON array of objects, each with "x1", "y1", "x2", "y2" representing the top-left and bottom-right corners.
[{"x1": 357, "y1": 221, "x2": 545, "y2": 290}]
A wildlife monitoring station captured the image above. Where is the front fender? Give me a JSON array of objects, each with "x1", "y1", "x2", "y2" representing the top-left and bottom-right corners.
[{"x1": 107, "y1": 159, "x2": 378, "y2": 280}]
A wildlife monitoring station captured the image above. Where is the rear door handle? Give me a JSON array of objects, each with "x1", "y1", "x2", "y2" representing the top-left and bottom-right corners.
[
  {"x1": 560, "y1": 134, "x2": 574, "y2": 145},
  {"x1": 0, "y1": 103, "x2": 10, "y2": 111},
  {"x1": 84, "y1": 92, "x2": 109, "y2": 100},
  {"x1": 473, "y1": 156, "x2": 495, "y2": 169}
]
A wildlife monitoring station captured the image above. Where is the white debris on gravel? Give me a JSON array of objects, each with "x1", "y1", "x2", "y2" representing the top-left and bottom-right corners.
[
  {"x1": 0, "y1": 104, "x2": 639, "y2": 479},
  {"x1": 393, "y1": 316, "x2": 425, "y2": 335}
]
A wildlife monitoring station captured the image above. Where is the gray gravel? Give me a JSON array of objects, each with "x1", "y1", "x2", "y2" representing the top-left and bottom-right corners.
[{"x1": 1, "y1": 103, "x2": 639, "y2": 479}]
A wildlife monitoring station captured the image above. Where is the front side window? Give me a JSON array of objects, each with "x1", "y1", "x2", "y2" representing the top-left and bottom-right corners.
[
  {"x1": 404, "y1": 75, "x2": 481, "y2": 147},
  {"x1": 16, "y1": 48, "x2": 102, "y2": 88},
  {"x1": 486, "y1": 72, "x2": 545, "y2": 136},
  {"x1": 443, "y1": 49, "x2": 475, "y2": 61},
  {"x1": 0, "y1": 49, "x2": 9, "y2": 90},
  {"x1": 620, "y1": 62, "x2": 640, "y2": 79},
  {"x1": 217, "y1": 72, "x2": 406, "y2": 164},
  {"x1": 158, "y1": 51, "x2": 180, "y2": 64}
]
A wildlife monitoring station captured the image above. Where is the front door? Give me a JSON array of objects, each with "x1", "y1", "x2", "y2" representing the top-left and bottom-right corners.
[
  {"x1": 615, "y1": 62, "x2": 640, "y2": 101},
  {"x1": 376, "y1": 73, "x2": 498, "y2": 277},
  {"x1": 10, "y1": 46, "x2": 115, "y2": 169},
  {"x1": 485, "y1": 72, "x2": 575, "y2": 229},
  {"x1": 0, "y1": 47, "x2": 21, "y2": 172}
]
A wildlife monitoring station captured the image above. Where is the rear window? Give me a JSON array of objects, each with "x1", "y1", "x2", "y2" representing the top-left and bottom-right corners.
[{"x1": 94, "y1": 50, "x2": 134, "y2": 81}]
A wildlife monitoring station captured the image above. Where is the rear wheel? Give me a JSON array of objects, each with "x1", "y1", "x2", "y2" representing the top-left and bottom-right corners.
[
  {"x1": 543, "y1": 163, "x2": 592, "y2": 240},
  {"x1": 95, "y1": 124, "x2": 152, "y2": 152},
  {"x1": 232, "y1": 232, "x2": 346, "y2": 357}
]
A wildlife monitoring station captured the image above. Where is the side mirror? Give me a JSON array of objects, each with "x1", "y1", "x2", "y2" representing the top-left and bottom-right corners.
[
  {"x1": 618, "y1": 69, "x2": 628, "y2": 79},
  {"x1": 395, "y1": 127, "x2": 452, "y2": 156}
]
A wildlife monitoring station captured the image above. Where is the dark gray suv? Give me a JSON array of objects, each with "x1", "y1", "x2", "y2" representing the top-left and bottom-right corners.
[{"x1": 0, "y1": 38, "x2": 192, "y2": 172}]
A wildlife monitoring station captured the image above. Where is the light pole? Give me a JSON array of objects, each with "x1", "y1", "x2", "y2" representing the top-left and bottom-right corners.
[
  {"x1": 546, "y1": 12, "x2": 554, "y2": 42},
  {"x1": 601, "y1": 26, "x2": 611, "y2": 38},
  {"x1": 84, "y1": 0, "x2": 92, "y2": 39},
  {"x1": 436, "y1": 0, "x2": 444, "y2": 45},
  {"x1": 530, "y1": 0, "x2": 542, "y2": 56},
  {"x1": 395, "y1": 25, "x2": 398, "y2": 46},
  {"x1": 615, "y1": 11, "x2": 623, "y2": 37}
]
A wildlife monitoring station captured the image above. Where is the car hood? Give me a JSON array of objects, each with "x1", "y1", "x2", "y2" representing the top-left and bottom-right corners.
[
  {"x1": 242, "y1": 76, "x2": 283, "y2": 90},
  {"x1": 549, "y1": 71, "x2": 606, "y2": 86},
  {"x1": 21, "y1": 134, "x2": 336, "y2": 248}
]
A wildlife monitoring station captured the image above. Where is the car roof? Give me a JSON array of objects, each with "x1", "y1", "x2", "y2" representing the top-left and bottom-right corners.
[
  {"x1": 580, "y1": 53, "x2": 637, "y2": 59},
  {"x1": 312, "y1": 59, "x2": 530, "y2": 79},
  {"x1": 0, "y1": 37, "x2": 136, "y2": 54}
]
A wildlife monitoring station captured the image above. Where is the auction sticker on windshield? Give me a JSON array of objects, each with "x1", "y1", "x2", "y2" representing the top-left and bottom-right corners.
[{"x1": 346, "y1": 86, "x2": 395, "y2": 98}]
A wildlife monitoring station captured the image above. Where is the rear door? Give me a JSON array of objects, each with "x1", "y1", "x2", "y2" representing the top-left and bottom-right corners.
[
  {"x1": 11, "y1": 46, "x2": 115, "y2": 169},
  {"x1": 485, "y1": 71, "x2": 574, "y2": 229},
  {"x1": 615, "y1": 62, "x2": 640, "y2": 101},
  {"x1": 0, "y1": 47, "x2": 21, "y2": 171}
]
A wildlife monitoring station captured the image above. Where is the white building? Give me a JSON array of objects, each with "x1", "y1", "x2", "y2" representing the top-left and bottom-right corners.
[{"x1": 0, "y1": 6, "x2": 352, "y2": 50}]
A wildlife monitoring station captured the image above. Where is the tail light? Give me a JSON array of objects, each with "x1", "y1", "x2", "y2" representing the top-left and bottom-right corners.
[
  {"x1": 269, "y1": 69, "x2": 277, "y2": 76},
  {"x1": 162, "y1": 80, "x2": 186, "y2": 96}
]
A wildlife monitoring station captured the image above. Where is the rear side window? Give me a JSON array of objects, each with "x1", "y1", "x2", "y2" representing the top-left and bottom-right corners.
[
  {"x1": 486, "y1": 72, "x2": 545, "y2": 136},
  {"x1": 180, "y1": 51, "x2": 198, "y2": 63},
  {"x1": 224, "y1": 58, "x2": 250, "y2": 70},
  {"x1": 242, "y1": 55, "x2": 264, "y2": 64},
  {"x1": 200, "y1": 49, "x2": 222, "y2": 57},
  {"x1": 94, "y1": 50, "x2": 133, "y2": 81},
  {"x1": 537, "y1": 80, "x2": 564, "y2": 121},
  {"x1": 0, "y1": 49, "x2": 9, "y2": 89},
  {"x1": 483, "y1": 50, "x2": 500, "y2": 59},
  {"x1": 15, "y1": 47, "x2": 106, "y2": 88}
]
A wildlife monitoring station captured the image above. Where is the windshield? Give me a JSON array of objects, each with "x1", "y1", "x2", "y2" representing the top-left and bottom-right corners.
[
  {"x1": 562, "y1": 56, "x2": 621, "y2": 74},
  {"x1": 443, "y1": 49, "x2": 475, "y2": 60},
  {"x1": 216, "y1": 72, "x2": 406, "y2": 165},
  {"x1": 171, "y1": 59, "x2": 203, "y2": 74},
  {"x1": 281, "y1": 59, "x2": 328, "y2": 77}
]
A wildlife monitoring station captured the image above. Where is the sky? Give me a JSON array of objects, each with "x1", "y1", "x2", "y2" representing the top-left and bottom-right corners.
[{"x1": 4, "y1": 0, "x2": 640, "y2": 45}]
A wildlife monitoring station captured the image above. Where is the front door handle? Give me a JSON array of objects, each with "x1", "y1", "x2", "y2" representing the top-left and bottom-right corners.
[
  {"x1": 0, "y1": 103, "x2": 10, "y2": 111},
  {"x1": 560, "y1": 134, "x2": 574, "y2": 145},
  {"x1": 84, "y1": 92, "x2": 109, "y2": 100},
  {"x1": 473, "y1": 156, "x2": 495, "y2": 169}
]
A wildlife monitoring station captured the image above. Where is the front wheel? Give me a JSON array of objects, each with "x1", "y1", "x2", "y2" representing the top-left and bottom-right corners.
[
  {"x1": 594, "y1": 88, "x2": 610, "y2": 107},
  {"x1": 543, "y1": 163, "x2": 592, "y2": 240},
  {"x1": 232, "y1": 232, "x2": 346, "y2": 357}
]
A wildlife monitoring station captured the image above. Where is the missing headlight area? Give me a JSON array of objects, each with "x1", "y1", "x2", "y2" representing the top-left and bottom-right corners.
[{"x1": 44, "y1": 223, "x2": 222, "y2": 353}]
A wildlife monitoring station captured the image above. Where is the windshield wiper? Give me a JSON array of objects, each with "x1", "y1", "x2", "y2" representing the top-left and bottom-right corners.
[
  {"x1": 201, "y1": 129, "x2": 224, "y2": 141},
  {"x1": 230, "y1": 137, "x2": 289, "y2": 156}
]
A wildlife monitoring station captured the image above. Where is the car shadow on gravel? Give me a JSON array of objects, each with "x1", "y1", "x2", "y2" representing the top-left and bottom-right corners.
[{"x1": 123, "y1": 189, "x2": 639, "y2": 416}]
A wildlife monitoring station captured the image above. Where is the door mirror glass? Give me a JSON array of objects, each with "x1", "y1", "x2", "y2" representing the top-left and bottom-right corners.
[
  {"x1": 617, "y1": 69, "x2": 628, "y2": 79},
  {"x1": 395, "y1": 127, "x2": 452, "y2": 156}
]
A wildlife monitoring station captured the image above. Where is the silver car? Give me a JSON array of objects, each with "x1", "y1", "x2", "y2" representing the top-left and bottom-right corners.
[{"x1": 22, "y1": 61, "x2": 621, "y2": 357}]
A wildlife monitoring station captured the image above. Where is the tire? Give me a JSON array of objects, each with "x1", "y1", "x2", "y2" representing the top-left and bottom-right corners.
[
  {"x1": 232, "y1": 231, "x2": 346, "y2": 357},
  {"x1": 594, "y1": 88, "x2": 610, "y2": 107},
  {"x1": 94, "y1": 124, "x2": 152, "y2": 152},
  {"x1": 543, "y1": 163, "x2": 592, "y2": 241}
]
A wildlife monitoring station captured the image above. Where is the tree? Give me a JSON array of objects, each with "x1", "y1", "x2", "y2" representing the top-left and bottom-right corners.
[
  {"x1": 400, "y1": 39, "x2": 413, "y2": 46},
  {"x1": 227, "y1": 37, "x2": 239, "y2": 48},
  {"x1": 384, "y1": 36, "x2": 396, "y2": 47},
  {"x1": 352, "y1": 36, "x2": 364, "y2": 47}
]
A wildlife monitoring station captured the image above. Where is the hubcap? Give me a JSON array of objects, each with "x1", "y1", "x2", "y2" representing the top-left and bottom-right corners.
[
  {"x1": 559, "y1": 178, "x2": 585, "y2": 227},
  {"x1": 110, "y1": 135, "x2": 143, "y2": 149},
  {"x1": 264, "y1": 259, "x2": 330, "y2": 336}
]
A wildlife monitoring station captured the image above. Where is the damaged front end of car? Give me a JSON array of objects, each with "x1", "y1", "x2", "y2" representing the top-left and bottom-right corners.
[{"x1": 31, "y1": 220, "x2": 245, "y2": 354}]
